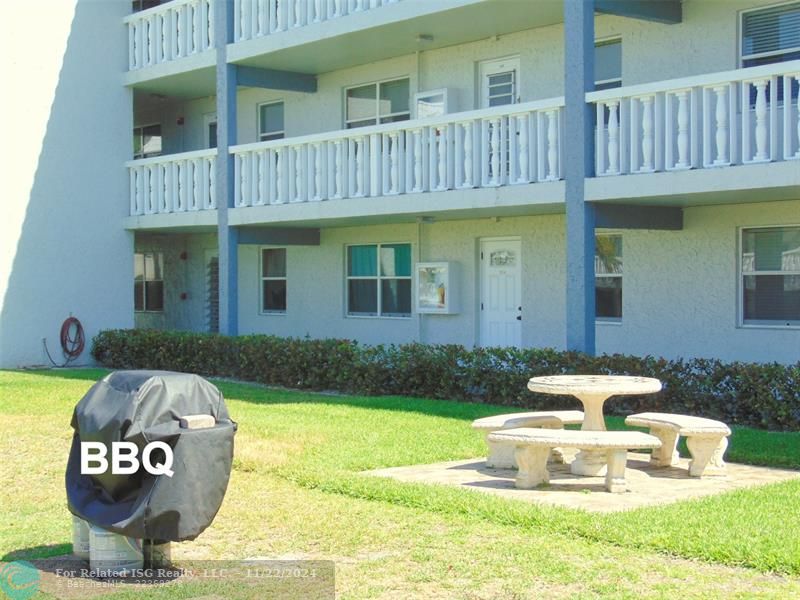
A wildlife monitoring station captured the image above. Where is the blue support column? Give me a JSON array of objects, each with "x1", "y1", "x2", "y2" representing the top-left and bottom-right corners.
[
  {"x1": 214, "y1": 0, "x2": 238, "y2": 336},
  {"x1": 564, "y1": 0, "x2": 596, "y2": 354}
]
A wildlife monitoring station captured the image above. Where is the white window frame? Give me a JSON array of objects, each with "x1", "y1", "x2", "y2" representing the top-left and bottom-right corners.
[
  {"x1": 133, "y1": 123, "x2": 162, "y2": 159},
  {"x1": 258, "y1": 100, "x2": 285, "y2": 142},
  {"x1": 738, "y1": 224, "x2": 800, "y2": 329},
  {"x1": 345, "y1": 242, "x2": 413, "y2": 319},
  {"x1": 260, "y1": 247, "x2": 287, "y2": 315},
  {"x1": 595, "y1": 234, "x2": 623, "y2": 324},
  {"x1": 739, "y1": 1, "x2": 800, "y2": 67},
  {"x1": 203, "y1": 112, "x2": 217, "y2": 149},
  {"x1": 344, "y1": 77, "x2": 411, "y2": 129},
  {"x1": 414, "y1": 89, "x2": 450, "y2": 119},
  {"x1": 134, "y1": 251, "x2": 164, "y2": 313},
  {"x1": 595, "y1": 37, "x2": 622, "y2": 89}
]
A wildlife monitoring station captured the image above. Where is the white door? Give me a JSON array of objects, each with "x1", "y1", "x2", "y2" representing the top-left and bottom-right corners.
[
  {"x1": 479, "y1": 56, "x2": 520, "y2": 108},
  {"x1": 479, "y1": 239, "x2": 522, "y2": 347}
]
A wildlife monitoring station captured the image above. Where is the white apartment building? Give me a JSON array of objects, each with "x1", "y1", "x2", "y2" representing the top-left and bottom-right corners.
[{"x1": 1, "y1": 0, "x2": 799, "y2": 368}]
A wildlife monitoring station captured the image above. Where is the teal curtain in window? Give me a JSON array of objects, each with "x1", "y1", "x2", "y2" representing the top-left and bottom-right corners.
[
  {"x1": 348, "y1": 245, "x2": 377, "y2": 276},
  {"x1": 380, "y1": 244, "x2": 411, "y2": 277}
]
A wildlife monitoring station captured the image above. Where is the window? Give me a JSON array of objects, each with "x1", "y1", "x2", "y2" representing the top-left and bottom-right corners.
[
  {"x1": 259, "y1": 102, "x2": 285, "y2": 142},
  {"x1": 741, "y1": 226, "x2": 800, "y2": 326},
  {"x1": 486, "y1": 71, "x2": 516, "y2": 106},
  {"x1": 741, "y1": 2, "x2": 800, "y2": 67},
  {"x1": 204, "y1": 113, "x2": 218, "y2": 149},
  {"x1": 347, "y1": 243, "x2": 412, "y2": 317},
  {"x1": 415, "y1": 89, "x2": 449, "y2": 119},
  {"x1": 479, "y1": 57, "x2": 520, "y2": 108},
  {"x1": 133, "y1": 124, "x2": 162, "y2": 159},
  {"x1": 595, "y1": 38, "x2": 622, "y2": 90},
  {"x1": 595, "y1": 235, "x2": 623, "y2": 320},
  {"x1": 132, "y1": 0, "x2": 162, "y2": 12},
  {"x1": 345, "y1": 78, "x2": 410, "y2": 128},
  {"x1": 261, "y1": 248, "x2": 287, "y2": 313},
  {"x1": 134, "y1": 252, "x2": 164, "y2": 312},
  {"x1": 208, "y1": 122, "x2": 218, "y2": 148}
]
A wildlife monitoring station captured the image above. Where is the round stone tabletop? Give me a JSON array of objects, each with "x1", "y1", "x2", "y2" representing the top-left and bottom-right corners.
[{"x1": 527, "y1": 375, "x2": 662, "y2": 397}]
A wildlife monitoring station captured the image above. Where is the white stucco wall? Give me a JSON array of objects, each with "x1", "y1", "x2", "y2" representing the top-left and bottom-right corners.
[
  {"x1": 596, "y1": 199, "x2": 800, "y2": 363},
  {"x1": 0, "y1": 0, "x2": 133, "y2": 368},
  {"x1": 234, "y1": 199, "x2": 799, "y2": 364},
  {"x1": 135, "y1": 0, "x2": 784, "y2": 149}
]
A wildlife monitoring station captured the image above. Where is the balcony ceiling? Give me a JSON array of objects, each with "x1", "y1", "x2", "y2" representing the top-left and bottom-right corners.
[
  {"x1": 228, "y1": 0, "x2": 565, "y2": 74},
  {"x1": 126, "y1": 62, "x2": 217, "y2": 99}
]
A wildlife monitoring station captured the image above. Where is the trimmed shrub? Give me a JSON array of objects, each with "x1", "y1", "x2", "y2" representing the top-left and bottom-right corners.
[{"x1": 91, "y1": 329, "x2": 800, "y2": 431}]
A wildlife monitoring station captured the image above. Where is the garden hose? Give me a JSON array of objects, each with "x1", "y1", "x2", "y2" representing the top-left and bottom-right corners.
[{"x1": 43, "y1": 316, "x2": 85, "y2": 367}]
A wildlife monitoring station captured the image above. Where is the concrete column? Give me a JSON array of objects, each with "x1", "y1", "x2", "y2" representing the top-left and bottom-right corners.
[
  {"x1": 214, "y1": 0, "x2": 238, "y2": 335},
  {"x1": 564, "y1": 0, "x2": 596, "y2": 354}
]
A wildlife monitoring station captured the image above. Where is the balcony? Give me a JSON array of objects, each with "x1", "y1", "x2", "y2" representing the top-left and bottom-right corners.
[
  {"x1": 587, "y1": 60, "x2": 800, "y2": 204},
  {"x1": 125, "y1": 0, "x2": 404, "y2": 73},
  {"x1": 590, "y1": 61, "x2": 800, "y2": 176},
  {"x1": 232, "y1": 98, "x2": 564, "y2": 205},
  {"x1": 126, "y1": 61, "x2": 800, "y2": 228},
  {"x1": 233, "y1": 0, "x2": 401, "y2": 43},
  {"x1": 126, "y1": 0, "x2": 214, "y2": 71},
  {"x1": 125, "y1": 0, "x2": 566, "y2": 95},
  {"x1": 128, "y1": 149, "x2": 217, "y2": 226}
]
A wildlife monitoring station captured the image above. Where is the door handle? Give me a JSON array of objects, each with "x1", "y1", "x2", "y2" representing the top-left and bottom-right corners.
[{"x1": 516, "y1": 315, "x2": 522, "y2": 321}]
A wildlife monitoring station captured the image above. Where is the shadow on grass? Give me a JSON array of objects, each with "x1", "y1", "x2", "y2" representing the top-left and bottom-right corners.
[
  {"x1": 12, "y1": 368, "x2": 110, "y2": 382},
  {"x1": 2, "y1": 543, "x2": 72, "y2": 561}
]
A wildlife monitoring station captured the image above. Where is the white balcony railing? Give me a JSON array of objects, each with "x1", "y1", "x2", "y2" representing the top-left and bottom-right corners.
[
  {"x1": 230, "y1": 99, "x2": 564, "y2": 207},
  {"x1": 128, "y1": 149, "x2": 217, "y2": 216},
  {"x1": 126, "y1": 0, "x2": 214, "y2": 70},
  {"x1": 234, "y1": 0, "x2": 400, "y2": 42},
  {"x1": 589, "y1": 60, "x2": 800, "y2": 177}
]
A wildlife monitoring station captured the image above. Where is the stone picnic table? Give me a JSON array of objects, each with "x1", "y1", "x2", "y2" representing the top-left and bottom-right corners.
[{"x1": 527, "y1": 375, "x2": 662, "y2": 476}]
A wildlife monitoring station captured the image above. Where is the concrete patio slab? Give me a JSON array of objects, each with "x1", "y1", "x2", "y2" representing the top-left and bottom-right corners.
[{"x1": 363, "y1": 451, "x2": 800, "y2": 513}]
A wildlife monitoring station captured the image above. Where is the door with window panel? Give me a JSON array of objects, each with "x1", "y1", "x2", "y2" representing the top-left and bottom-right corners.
[
  {"x1": 479, "y1": 58, "x2": 519, "y2": 184},
  {"x1": 479, "y1": 238, "x2": 522, "y2": 348}
]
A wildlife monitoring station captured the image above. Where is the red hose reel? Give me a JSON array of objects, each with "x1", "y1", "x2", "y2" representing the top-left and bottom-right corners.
[
  {"x1": 44, "y1": 316, "x2": 85, "y2": 366},
  {"x1": 60, "y1": 317, "x2": 85, "y2": 360}
]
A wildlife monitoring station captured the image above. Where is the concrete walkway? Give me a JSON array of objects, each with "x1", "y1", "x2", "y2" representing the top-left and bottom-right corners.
[{"x1": 364, "y1": 451, "x2": 800, "y2": 513}]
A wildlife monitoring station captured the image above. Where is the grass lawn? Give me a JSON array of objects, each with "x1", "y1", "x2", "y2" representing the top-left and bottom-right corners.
[{"x1": 2, "y1": 368, "x2": 800, "y2": 599}]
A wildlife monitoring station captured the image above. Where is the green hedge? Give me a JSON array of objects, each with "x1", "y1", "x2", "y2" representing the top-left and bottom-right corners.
[{"x1": 91, "y1": 329, "x2": 800, "y2": 431}]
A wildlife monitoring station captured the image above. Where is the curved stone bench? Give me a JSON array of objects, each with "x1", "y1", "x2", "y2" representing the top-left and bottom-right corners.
[
  {"x1": 487, "y1": 428, "x2": 662, "y2": 493},
  {"x1": 624, "y1": 412, "x2": 731, "y2": 477},
  {"x1": 472, "y1": 410, "x2": 585, "y2": 469}
]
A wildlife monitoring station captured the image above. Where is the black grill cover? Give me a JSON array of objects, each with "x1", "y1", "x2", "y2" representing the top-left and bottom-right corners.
[{"x1": 65, "y1": 371, "x2": 237, "y2": 542}]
